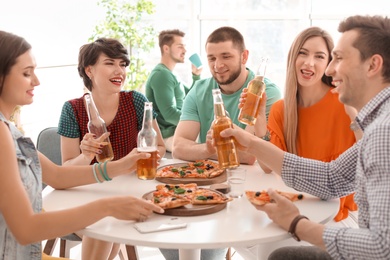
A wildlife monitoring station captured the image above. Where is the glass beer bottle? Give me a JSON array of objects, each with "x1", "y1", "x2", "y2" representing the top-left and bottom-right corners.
[
  {"x1": 238, "y1": 58, "x2": 268, "y2": 125},
  {"x1": 84, "y1": 93, "x2": 114, "y2": 162},
  {"x1": 137, "y1": 102, "x2": 158, "y2": 180},
  {"x1": 212, "y1": 88, "x2": 240, "y2": 169}
]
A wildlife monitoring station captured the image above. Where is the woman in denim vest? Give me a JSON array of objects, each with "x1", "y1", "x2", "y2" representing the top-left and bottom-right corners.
[{"x1": 0, "y1": 31, "x2": 163, "y2": 260}]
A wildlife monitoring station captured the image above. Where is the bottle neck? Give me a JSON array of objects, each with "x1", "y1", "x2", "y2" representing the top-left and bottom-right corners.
[
  {"x1": 257, "y1": 58, "x2": 268, "y2": 77},
  {"x1": 212, "y1": 89, "x2": 227, "y2": 118},
  {"x1": 141, "y1": 107, "x2": 154, "y2": 130},
  {"x1": 214, "y1": 102, "x2": 227, "y2": 118},
  {"x1": 85, "y1": 95, "x2": 101, "y2": 122},
  {"x1": 138, "y1": 102, "x2": 157, "y2": 149}
]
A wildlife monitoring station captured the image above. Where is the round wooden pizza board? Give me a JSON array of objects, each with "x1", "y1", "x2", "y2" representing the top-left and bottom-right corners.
[
  {"x1": 155, "y1": 163, "x2": 227, "y2": 186},
  {"x1": 142, "y1": 189, "x2": 228, "y2": 216}
]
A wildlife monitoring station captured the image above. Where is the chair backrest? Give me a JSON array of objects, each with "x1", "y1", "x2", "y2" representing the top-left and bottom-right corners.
[{"x1": 36, "y1": 127, "x2": 62, "y2": 166}]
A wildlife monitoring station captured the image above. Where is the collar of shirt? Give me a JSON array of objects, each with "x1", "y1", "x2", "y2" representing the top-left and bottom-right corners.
[{"x1": 356, "y1": 86, "x2": 390, "y2": 131}]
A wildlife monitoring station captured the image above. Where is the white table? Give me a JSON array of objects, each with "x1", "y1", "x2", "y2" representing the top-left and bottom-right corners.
[{"x1": 43, "y1": 159, "x2": 339, "y2": 260}]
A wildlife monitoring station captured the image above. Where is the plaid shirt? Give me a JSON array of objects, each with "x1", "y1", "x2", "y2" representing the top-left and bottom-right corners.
[
  {"x1": 282, "y1": 86, "x2": 390, "y2": 259},
  {"x1": 58, "y1": 91, "x2": 157, "y2": 164}
]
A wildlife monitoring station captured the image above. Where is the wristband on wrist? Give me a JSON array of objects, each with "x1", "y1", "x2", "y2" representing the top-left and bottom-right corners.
[
  {"x1": 102, "y1": 161, "x2": 112, "y2": 181},
  {"x1": 97, "y1": 162, "x2": 111, "y2": 181},
  {"x1": 97, "y1": 162, "x2": 105, "y2": 181},
  {"x1": 288, "y1": 214, "x2": 308, "y2": 241},
  {"x1": 92, "y1": 163, "x2": 102, "y2": 183},
  {"x1": 262, "y1": 130, "x2": 271, "y2": 141}
]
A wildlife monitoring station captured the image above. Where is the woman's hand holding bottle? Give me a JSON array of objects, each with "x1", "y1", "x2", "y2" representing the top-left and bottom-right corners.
[
  {"x1": 80, "y1": 132, "x2": 111, "y2": 161},
  {"x1": 117, "y1": 148, "x2": 152, "y2": 174}
]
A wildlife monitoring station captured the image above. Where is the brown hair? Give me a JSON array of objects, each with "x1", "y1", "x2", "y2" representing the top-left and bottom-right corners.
[
  {"x1": 158, "y1": 29, "x2": 185, "y2": 54},
  {"x1": 206, "y1": 26, "x2": 246, "y2": 52},
  {"x1": 338, "y1": 15, "x2": 390, "y2": 83},
  {"x1": 0, "y1": 31, "x2": 31, "y2": 95},
  {"x1": 283, "y1": 27, "x2": 334, "y2": 154},
  {"x1": 78, "y1": 38, "x2": 130, "y2": 91}
]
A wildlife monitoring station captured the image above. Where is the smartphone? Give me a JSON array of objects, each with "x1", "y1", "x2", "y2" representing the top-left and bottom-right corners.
[{"x1": 134, "y1": 217, "x2": 187, "y2": 234}]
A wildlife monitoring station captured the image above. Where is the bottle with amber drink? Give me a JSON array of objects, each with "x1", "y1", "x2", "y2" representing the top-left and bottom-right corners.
[
  {"x1": 137, "y1": 102, "x2": 158, "y2": 180},
  {"x1": 212, "y1": 88, "x2": 240, "y2": 169},
  {"x1": 238, "y1": 58, "x2": 267, "y2": 125},
  {"x1": 84, "y1": 93, "x2": 114, "y2": 162}
]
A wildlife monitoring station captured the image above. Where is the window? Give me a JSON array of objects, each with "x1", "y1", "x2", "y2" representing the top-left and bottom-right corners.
[{"x1": 0, "y1": 0, "x2": 388, "y2": 142}]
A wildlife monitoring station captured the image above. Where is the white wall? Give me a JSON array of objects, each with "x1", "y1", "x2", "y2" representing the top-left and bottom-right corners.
[
  {"x1": 0, "y1": 0, "x2": 105, "y2": 142},
  {"x1": 1, "y1": 0, "x2": 389, "y2": 143}
]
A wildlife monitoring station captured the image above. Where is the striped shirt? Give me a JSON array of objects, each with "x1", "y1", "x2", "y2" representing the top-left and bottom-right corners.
[{"x1": 282, "y1": 86, "x2": 390, "y2": 259}]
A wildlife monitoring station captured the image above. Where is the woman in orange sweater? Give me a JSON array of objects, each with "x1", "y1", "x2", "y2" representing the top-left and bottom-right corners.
[{"x1": 262, "y1": 27, "x2": 360, "y2": 223}]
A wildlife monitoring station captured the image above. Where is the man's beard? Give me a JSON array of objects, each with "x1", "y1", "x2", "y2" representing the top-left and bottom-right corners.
[
  {"x1": 214, "y1": 66, "x2": 241, "y2": 85},
  {"x1": 171, "y1": 54, "x2": 184, "y2": 64}
]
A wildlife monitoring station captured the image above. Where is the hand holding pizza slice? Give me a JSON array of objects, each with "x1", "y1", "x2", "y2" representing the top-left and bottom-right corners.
[{"x1": 246, "y1": 190, "x2": 304, "y2": 206}]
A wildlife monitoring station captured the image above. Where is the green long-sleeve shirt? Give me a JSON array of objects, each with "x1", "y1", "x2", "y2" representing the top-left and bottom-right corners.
[{"x1": 145, "y1": 63, "x2": 200, "y2": 138}]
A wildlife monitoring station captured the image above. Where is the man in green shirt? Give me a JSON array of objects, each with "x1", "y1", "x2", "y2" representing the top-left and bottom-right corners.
[
  {"x1": 172, "y1": 26, "x2": 281, "y2": 164},
  {"x1": 145, "y1": 29, "x2": 202, "y2": 151}
]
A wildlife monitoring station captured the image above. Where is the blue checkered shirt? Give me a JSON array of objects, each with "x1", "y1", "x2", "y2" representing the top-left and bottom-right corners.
[{"x1": 281, "y1": 86, "x2": 390, "y2": 259}]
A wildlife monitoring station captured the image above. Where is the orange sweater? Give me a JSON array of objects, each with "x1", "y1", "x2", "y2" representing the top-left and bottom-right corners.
[{"x1": 268, "y1": 89, "x2": 357, "y2": 221}]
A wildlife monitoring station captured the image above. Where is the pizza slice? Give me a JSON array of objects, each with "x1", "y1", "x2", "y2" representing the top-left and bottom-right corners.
[
  {"x1": 156, "y1": 165, "x2": 182, "y2": 178},
  {"x1": 192, "y1": 188, "x2": 233, "y2": 205},
  {"x1": 207, "y1": 167, "x2": 225, "y2": 178},
  {"x1": 246, "y1": 190, "x2": 304, "y2": 206},
  {"x1": 152, "y1": 189, "x2": 191, "y2": 209},
  {"x1": 276, "y1": 190, "x2": 304, "y2": 202},
  {"x1": 156, "y1": 160, "x2": 225, "y2": 179},
  {"x1": 189, "y1": 160, "x2": 224, "y2": 178},
  {"x1": 156, "y1": 183, "x2": 198, "y2": 200}
]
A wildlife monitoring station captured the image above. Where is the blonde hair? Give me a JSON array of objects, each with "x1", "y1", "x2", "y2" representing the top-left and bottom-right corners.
[{"x1": 283, "y1": 27, "x2": 334, "y2": 154}]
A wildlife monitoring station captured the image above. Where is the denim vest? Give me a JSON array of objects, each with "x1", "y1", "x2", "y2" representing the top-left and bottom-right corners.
[{"x1": 0, "y1": 113, "x2": 42, "y2": 259}]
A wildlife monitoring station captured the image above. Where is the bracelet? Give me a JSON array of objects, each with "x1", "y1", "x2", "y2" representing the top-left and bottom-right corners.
[
  {"x1": 92, "y1": 163, "x2": 102, "y2": 183},
  {"x1": 262, "y1": 130, "x2": 271, "y2": 141},
  {"x1": 102, "y1": 161, "x2": 112, "y2": 181},
  {"x1": 97, "y1": 162, "x2": 111, "y2": 181},
  {"x1": 97, "y1": 162, "x2": 105, "y2": 180},
  {"x1": 288, "y1": 215, "x2": 308, "y2": 241}
]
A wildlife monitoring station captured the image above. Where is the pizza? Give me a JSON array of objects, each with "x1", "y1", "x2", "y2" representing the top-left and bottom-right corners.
[
  {"x1": 151, "y1": 184, "x2": 193, "y2": 209},
  {"x1": 245, "y1": 190, "x2": 304, "y2": 206},
  {"x1": 192, "y1": 188, "x2": 233, "y2": 205},
  {"x1": 155, "y1": 183, "x2": 198, "y2": 201},
  {"x1": 151, "y1": 183, "x2": 232, "y2": 209},
  {"x1": 156, "y1": 160, "x2": 224, "y2": 179}
]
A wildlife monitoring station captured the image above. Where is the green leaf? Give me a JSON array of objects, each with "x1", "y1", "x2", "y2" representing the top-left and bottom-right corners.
[
  {"x1": 90, "y1": 0, "x2": 157, "y2": 90},
  {"x1": 174, "y1": 188, "x2": 186, "y2": 194},
  {"x1": 196, "y1": 168, "x2": 204, "y2": 174},
  {"x1": 193, "y1": 162, "x2": 204, "y2": 167}
]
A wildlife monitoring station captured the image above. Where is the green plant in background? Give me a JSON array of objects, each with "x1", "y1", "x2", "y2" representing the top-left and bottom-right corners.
[{"x1": 89, "y1": 0, "x2": 156, "y2": 90}]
